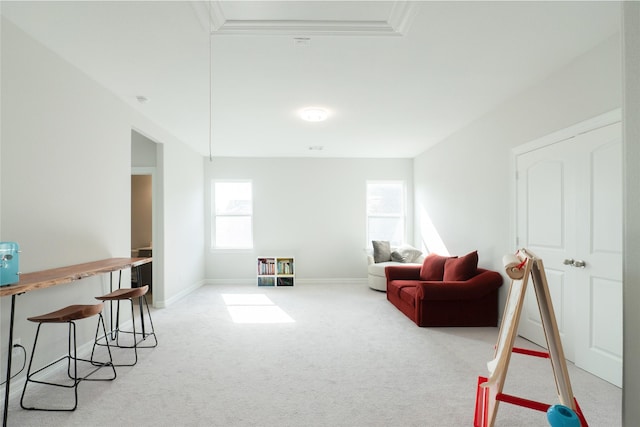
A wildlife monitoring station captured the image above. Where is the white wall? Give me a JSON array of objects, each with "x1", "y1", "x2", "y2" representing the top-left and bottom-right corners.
[
  {"x1": 623, "y1": 2, "x2": 640, "y2": 423},
  {"x1": 0, "y1": 17, "x2": 205, "y2": 381},
  {"x1": 205, "y1": 157, "x2": 413, "y2": 283},
  {"x1": 132, "y1": 130, "x2": 158, "y2": 168},
  {"x1": 131, "y1": 131, "x2": 157, "y2": 252},
  {"x1": 413, "y1": 35, "x2": 621, "y2": 275},
  {"x1": 1, "y1": 16, "x2": 131, "y2": 371},
  {"x1": 161, "y1": 142, "x2": 205, "y2": 304}
]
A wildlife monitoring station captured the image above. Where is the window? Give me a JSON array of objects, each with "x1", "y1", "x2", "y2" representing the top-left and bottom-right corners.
[
  {"x1": 213, "y1": 181, "x2": 253, "y2": 249},
  {"x1": 366, "y1": 181, "x2": 405, "y2": 247}
]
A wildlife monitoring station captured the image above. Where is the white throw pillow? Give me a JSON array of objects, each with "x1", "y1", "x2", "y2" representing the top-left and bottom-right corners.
[{"x1": 391, "y1": 244, "x2": 423, "y2": 263}]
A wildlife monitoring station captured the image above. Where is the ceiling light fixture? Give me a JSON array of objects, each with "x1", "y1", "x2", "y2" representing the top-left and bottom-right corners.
[{"x1": 299, "y1": 107, "x2": 329, "y2": 122}]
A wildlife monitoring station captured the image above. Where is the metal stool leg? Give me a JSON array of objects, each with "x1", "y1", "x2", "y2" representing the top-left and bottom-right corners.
[{"x1": 134, "y1": 293, "x2": 158, "y2": 349}]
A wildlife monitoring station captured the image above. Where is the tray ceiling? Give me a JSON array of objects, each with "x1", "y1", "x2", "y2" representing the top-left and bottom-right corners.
[{"x1": 192, "y1": 0, "x2": 417, "y2": 36}]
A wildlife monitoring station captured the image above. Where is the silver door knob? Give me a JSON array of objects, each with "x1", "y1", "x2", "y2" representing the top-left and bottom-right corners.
[
  {"x1": 563, "y1": 258, "x2": 575, "y2": 265},
  {"x1": 573, "y1": 260, "x2": 586, "y2": 268}
]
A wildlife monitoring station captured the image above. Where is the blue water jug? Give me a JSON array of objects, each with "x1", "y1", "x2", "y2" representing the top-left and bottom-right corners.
[
  {"x1": 0, "y1": 242, "x2": 20, "y2": 286},
  {"x1": 547, "y1": 404, "x2": 580, "y2": 427}
]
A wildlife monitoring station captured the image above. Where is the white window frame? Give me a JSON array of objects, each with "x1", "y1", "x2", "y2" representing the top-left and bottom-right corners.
[
  {"x1": 212, "y1": 180, "x2": 254, "y2": 250},
  {"x1": 366, "y1": 180, "x2": 406, "y2": 247}
]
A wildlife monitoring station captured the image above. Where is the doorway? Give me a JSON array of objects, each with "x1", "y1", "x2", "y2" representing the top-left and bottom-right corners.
[
  {"x1": 514, "y1": 112, "x2": 622, "y2": 386},
  {"x1": 131, "y1": 129, "x2": 160, "y2": 306},
  {"x1": 131, "y1": 174, "x2": 153, "y2": 301}
]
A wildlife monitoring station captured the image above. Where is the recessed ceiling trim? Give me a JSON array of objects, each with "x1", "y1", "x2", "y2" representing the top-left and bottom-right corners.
[
  {"x1": 209, "y1": 0, "x2": 227, "y2": 31},
  {"x1": 388, "y1": 1, "x2": 419, "y2": 35},
  {"x1": 190, "y1": 1, "x2": 418, "y2": 37},
  {"x1": 212, "y1": 19, "x2": 402, "y2": 36}
]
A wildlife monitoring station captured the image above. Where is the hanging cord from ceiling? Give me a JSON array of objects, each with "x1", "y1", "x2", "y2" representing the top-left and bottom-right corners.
[{"x1": 208, "y1": 0, "x2": 213, "y2": 162}]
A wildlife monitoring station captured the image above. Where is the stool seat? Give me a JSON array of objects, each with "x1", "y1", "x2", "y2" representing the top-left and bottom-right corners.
[
  {"x1": 27, "y1": 303, "x2": 104, "y2": 323},
  {"x1": 96, "y1": 285, "x2": 148, "y2": 301}
]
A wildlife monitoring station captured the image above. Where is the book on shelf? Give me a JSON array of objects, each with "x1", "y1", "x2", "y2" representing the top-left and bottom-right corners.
[
  {"x1": 277, "y1": 260, "x2": 293, "y2": 275},
  {"x1": 258, "y1": 258, "x2": 276, "y2": 275},
  {"x1": 277, "y1": 277, "x2": 294, "y2": 286},
  {"x1": 258, "y1": 277, "x2": 275, "y2": 286}
]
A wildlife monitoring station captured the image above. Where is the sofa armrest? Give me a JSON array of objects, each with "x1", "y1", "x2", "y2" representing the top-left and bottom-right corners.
[
  {"x1": 385, "y1": 265, "x2": 422, "y2": 281},
  {"x1": 415, "y1": 269, "x2": 503, "y2": 301}
]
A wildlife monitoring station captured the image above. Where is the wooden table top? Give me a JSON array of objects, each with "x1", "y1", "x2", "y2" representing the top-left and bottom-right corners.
[{"x1": 0, "y1": 257, "x2": 152, "y2": 297}]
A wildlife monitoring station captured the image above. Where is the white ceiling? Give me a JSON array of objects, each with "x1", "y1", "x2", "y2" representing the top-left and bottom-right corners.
[{"x1": 1, "y1": 1, "x2": 621, "y2": 158}]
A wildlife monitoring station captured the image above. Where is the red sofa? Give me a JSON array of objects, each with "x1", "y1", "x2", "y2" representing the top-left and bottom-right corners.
[{"x1": 385, "y1": 251, "x2": 503, "y2": 327}]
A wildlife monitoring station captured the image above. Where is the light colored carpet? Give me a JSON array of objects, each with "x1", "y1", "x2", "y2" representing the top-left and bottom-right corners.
[{"x1": 6, "y1": 283, "x2": 621, "y2": 426}]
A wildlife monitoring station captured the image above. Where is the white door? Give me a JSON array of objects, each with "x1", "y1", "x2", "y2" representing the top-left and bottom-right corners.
[
  {"x1": 572, "y1": 124, "x2": 623, "y2": 386},
  {"x1": 516, "y1": 121, "x2": 622, "y2": 387},
  {"x1": 516, "y1": 139, "x2": 577, "y2": 361}
]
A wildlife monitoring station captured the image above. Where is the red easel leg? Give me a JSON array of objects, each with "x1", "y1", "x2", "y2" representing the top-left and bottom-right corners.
[
  {"x1": 573, "y1": 398, "x2": 588, "y2": 427},
  {"x1": 474, "y1": 377, "x2": 489, "y2": 427}
]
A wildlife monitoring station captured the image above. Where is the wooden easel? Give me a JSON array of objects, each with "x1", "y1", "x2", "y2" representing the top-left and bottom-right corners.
[{"x1": 474, "y1": 248, "x2": 587, "y2": 427}]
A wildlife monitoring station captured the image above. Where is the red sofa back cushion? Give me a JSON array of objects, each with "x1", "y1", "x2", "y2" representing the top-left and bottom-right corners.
[
  {"x1": 420, "y1": 254, "x2": 452, "y2": 281},
  {"x1": 443, "y1": 251, "x2": 478, "y2": 281}
]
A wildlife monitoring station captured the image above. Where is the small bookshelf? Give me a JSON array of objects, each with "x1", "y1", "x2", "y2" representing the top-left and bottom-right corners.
[{"x1": 257, "y1": 257, "x2": 294, "y2": 286}]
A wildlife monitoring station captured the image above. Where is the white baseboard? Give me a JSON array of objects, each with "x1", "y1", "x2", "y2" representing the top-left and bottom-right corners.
[
  {"x1": 154, "y1": 280, "x2": 206, "y2": 308},
  {"x1": 295, "y1": 278, "x2": 368, "y2": 286},
  {"x1": 205, "y1": 279, "x2": 256, "y2": 286},
  {"x1": 204, "y1": 278, "x2": 368, "y2": 286}
]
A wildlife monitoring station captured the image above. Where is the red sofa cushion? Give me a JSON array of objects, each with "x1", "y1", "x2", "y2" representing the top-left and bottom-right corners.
[
  {"x1": 443, "y1": 250, "x2": 478, "y2": 281},
  {"x1": 398, "y1": 285, "x2": 417, "y2": 307},
  {"x1": 419, "y1": 254, "x2": 452, "y2": 281}
]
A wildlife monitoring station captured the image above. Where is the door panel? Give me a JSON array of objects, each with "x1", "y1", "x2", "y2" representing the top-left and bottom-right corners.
[
  {"x1": 590, "y1": 277, "x2": 623, "y2": 356},
  {"x1": 591, "y1": 142, "x2": 623, "y2": 253},
  {"x1": 527, "y1": 161, "x2": 565, "y2": 249}
]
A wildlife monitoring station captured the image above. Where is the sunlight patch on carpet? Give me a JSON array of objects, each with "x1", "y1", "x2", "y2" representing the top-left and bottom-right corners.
[
  {"x1": 222, "y1": 294, "x2": 295, "y2": 324},
  {"x1": 227, "y1": 305, "x2": 295, "y2": 324},
  {"x1": 222, "y1": 294, "x2": 273, "y2": 306}
]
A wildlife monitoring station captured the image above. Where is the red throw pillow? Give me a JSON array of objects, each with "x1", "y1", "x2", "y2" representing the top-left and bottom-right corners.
[
  {"x1": 443, "y1": 251, "x2": 478, "y2": 281},
  {"x1": 420, "y1": 254, "x2": 452, "y2": 281}
]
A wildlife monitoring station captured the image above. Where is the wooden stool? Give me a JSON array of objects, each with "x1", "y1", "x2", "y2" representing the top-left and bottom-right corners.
[
  {"x1": 92, "y1": 285, "x2": 157, "y2": 366},
  {"x1": 20, "y1": 303, "x2": 116, "y2": 411}
]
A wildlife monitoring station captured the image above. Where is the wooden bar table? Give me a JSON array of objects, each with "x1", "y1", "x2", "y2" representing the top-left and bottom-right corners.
[{"x1": 0, "y1": 257, "x2": 152, "y2": 426}]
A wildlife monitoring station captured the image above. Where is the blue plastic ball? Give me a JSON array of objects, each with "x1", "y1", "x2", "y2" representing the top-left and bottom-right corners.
[{"x1": 547, "y1": 404, "x2": 580, "y2": 427}]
